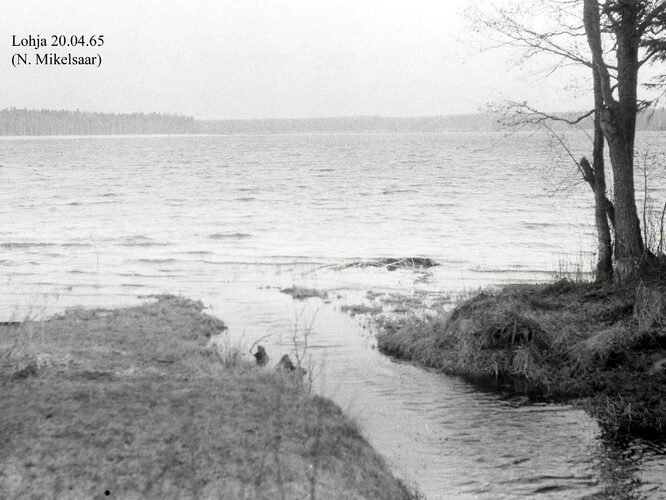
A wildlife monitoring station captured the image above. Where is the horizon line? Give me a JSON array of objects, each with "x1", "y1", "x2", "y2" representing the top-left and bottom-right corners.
[{"x1": 0, "y1": 106, "x2": 600, "y2": 122}]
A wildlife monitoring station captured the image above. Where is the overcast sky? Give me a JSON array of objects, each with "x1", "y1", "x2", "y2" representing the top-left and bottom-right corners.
[{"x1": 0, "y1": 0, "x2": 617, "y2": 119}]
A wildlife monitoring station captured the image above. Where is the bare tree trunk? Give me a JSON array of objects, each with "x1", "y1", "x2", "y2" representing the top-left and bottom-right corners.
[
  {"x1": 604, "y1": 116, "x2": 644, "y2": 282},
  {"x1": 592, "y1": 69, "x2": 613, "y2": 282},
  {"x1": 584, "y1": 0, "x2": 644, "y2": 283}
]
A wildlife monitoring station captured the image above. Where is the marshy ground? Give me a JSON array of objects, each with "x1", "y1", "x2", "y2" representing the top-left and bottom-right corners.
[
  {"x1": 0, "y1": 295, "x2": 415, "y2": 499},
  {"x1": 371, "y1": 280, "x2": 666, "y2": 438}
]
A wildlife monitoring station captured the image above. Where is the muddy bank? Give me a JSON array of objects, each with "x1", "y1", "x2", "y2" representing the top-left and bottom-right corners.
[
  {"x1": 374, "y1": 280, "x2": 666, "y2": 438},
  {"x1": 0, "y1": 295, "x2": 415, "y2": 499}
]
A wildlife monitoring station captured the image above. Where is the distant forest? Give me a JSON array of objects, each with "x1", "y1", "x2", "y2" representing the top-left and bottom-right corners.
[
  {"x1": 198, "y1": 110, "x2": 666, "y2": 134},
  {"x1": 198, "y1": 114, "x2": 501, "y2": 134},
  {"x1": 0, "y1": 108, "x2": 198, "y2": 135},
  {"x1": 1, "y1": 107, "x2": 665, "y2": 136}
]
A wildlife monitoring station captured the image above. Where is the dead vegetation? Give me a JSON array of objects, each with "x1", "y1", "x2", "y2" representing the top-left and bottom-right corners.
[
  {"x1": 377, "y1": 280, "x2": 666, "y2": 438},
  {"x1": 323, "y1": 257, "x2": 438, "y2": 271},
  {"x1": 280, "y1": 286, "x2": 328, "y2": 301},
  {"x1": 339, "y1": 290, "x2": 454, "y2": 320},
  {"x1": 340, "y1": 304, "x2": 383, "y2": 316},
  {"x1": 0, "y1": 296, "x2": 415, "y2": 499}
]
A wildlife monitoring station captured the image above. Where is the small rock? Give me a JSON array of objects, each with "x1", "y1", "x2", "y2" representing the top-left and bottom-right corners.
[
  {"x1": 253, "y1": 345, "x2": 269, "y2": 366},
  {"x1": 276, "y1": 354, "x2": 307, "y2": 375}
]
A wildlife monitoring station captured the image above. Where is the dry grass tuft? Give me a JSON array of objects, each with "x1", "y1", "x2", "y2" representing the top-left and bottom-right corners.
[
  {"x1": 633, "y1": 282, "x2": 666, "y2": 333},
  {"x1": 216, "y1": 332, "x2": 247, "y2": 369}
]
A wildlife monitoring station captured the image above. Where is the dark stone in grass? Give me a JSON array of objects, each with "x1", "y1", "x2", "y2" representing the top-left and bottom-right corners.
[
  {"x1": 277, "y1": 354, "x2": 307, "y2": 375},
  {"x1": 253, "y1": 345, "x2": 269, "y2": 366}
]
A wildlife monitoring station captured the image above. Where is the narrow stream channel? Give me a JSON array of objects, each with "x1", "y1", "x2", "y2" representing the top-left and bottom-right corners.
[{"x1": 207, "y1": 269, "x2": 666, "y2": 499}]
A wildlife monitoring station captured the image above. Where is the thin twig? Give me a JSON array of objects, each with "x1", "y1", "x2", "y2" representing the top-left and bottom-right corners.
[{"x1": 248, "y1": 334, "x2": 272, "y2": 354}]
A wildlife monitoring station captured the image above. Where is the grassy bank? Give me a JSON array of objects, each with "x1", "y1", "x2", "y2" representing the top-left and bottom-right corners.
[
  {"x1": 0, "y1": 295, "x2": 415, "y2": 499},
  {"x1": 376, "y1": 280, "x2": 666, "y2": 438}
]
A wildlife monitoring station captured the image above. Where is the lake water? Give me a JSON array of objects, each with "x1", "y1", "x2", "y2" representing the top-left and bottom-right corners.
[{"x1": 2, "y1": 132, "x2": 666, "y2": 498}]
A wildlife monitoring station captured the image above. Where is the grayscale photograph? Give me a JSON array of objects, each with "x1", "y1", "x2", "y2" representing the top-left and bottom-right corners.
[{"x1": 1, "y1": 1, "x2": 666, "y2": 498}]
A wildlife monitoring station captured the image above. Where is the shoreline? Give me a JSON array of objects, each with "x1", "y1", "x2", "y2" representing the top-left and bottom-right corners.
[
  {"x1": 0, "y1": 295, "x2": 417, "y2": 499},
  {"x1": 374, "y1": 279, "x2": 666, "y2": 439}
]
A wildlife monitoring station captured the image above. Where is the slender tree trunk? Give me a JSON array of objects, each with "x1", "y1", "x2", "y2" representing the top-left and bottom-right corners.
[
  {"x1": 580, "y1": 71, "x2": 613, "y2": 281},
  {"x1": 592, "y1": 70, "x2": 613, "y2": 282}
]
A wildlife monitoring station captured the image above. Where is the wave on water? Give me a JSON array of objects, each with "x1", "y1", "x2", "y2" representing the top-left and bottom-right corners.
[
  {"x1": 209, "y1": 233, "x2": 252, "y2": 240},
  {"x1": 381, "y1": 189, "x2": 418, "y2": 195},
  {"x1": 119, "y1": 236, "x2": 170, "y2": 247},
  {"x1": 521, "y1": 222, "x2": 557, "y2": 229},
  {"x1": 180, "y1": 250, "x2": 214, "y2": 255},
  {"x1": 202, "y1": 259, "x2": 326, "y2": 266},
  {"x1": 1, "y1": 242, "x2": 55, "y2": 249},
  {"x1": 118, "y1": 241, "x2": 170, "y2": 247},
  {"x1": 117, "y1": 272, "x2": 180, "y2": 278},
  {"x1": 60, "y1": 243, "x2": 93, "y2": 248},
  {"x1": 133, "y1": 258, "x2": 179, "y2": 264}
]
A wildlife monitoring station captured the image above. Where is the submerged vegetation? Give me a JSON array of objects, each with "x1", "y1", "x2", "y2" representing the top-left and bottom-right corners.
[
  {"x1": 376, "y1": 280, "x2": 666, "y2": 437},
  {"x1": 0, "y1": 296, "x2": 415, "y2": 499},
  {"x1": 280, "y1": 286, "x2": 329, "y2": 301},
  {"x1": 326, "y1": 257, "x2": 439, "y2": 271}
]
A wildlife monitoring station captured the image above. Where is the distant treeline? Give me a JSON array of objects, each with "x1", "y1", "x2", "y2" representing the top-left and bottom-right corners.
[
  {"x1": 198, "y1": 110, "x2": 666, "y2": 134},
  {"x1": 1, "y1": 107, "x2": 665, "y2": 136},
  {"x1": 0, "y1": 108, "x2": 198, "y2": 135},
  {"x1": 197, "y1": 114, "x2": 502, "y2": 134}
]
